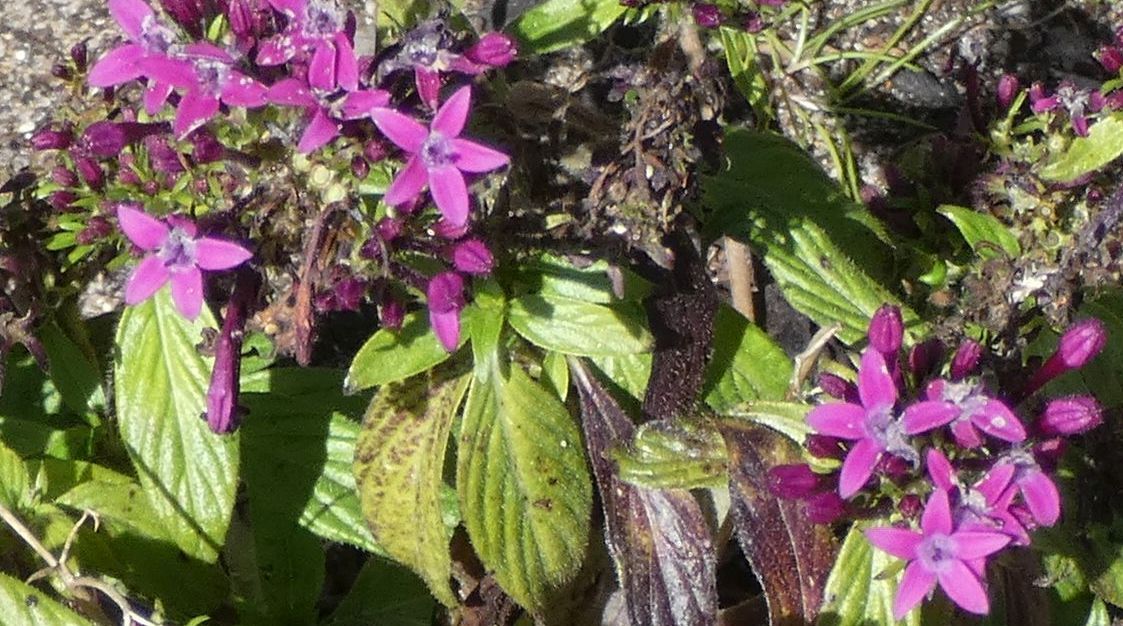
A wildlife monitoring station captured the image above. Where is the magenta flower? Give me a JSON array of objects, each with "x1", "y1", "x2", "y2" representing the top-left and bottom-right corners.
[
  {"x1": 464, "y1": 33, "x2": 517, "y2": 69},
  {"x1": 427, "y1": 271, "x2": 465, "y2": 352},
  {"x1": 925, "y1": 448, "x2": 1027, "y2": 545},
  {"x1": 369, "y1": 87, "x2": 509, "y2": 227},
  {"x1": 807, "y1": 348, "x2": 917, "y2": 498},
  {"x1": 380, "y1": 20, "x2": 481, "y2": 109},
  {"x1": 266, "y1": 77, "x2": 389, "y2": 152},
  {"x1": 865, "y1": 490, "x2": 1010, "y2": 618},
  {"x1": 255, "y1": 0, "x2": 358, "y2": 92},
  {"x1": 903, "y1": 379, "x2": 1026, "y2": 447},
  {"x1": 1029, "y1": 81, "x2": 1105, "y2": 136},
  {"x1": 118, "y1": 204, "x2": 252, "y2": 319},
  {"x1": 994, "y1": 449, "x2": 1062, "y2": 527},
  {"x1": 88, "y1": 0, "x2": 181, "y2": 112}
]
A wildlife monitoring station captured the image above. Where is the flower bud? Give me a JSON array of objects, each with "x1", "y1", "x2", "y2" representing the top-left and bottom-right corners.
[
  {"x1": 118, "y1": 167, "x2": 142, "y2": 186},
  {"x1": 51, "y1": 64, "x2": 72, "y2": 80},
  {"x1": 451, "y1": 239, "x2": 494, "y2": 275},
  {"x1": 146, "y1": 136, "x2": 185, "y2": 174},
  {"x1": 48, "y1": 190, "x2": 78, "y2": 211},
  {"x1": 82, "y1": 121, "x2": 129, "y2": 158},
  {"x1": 206, "y1": 269, "x2": 260, "y2": 434},
  {"x1": 767, "y1": 464, "x2": 820, "y2": 499},
  {"x1": 1057, "y1": 319, "x2": 1107, "y2": 368},
  {"x1": 191, "y1": 130, "x2": 225, "y2": 164},
  {"x1": 432, "y1": 218, "x2": 469, "y2": 240},
  {"x1": 898, "y1": 494, "x2": 922, "y2": 519},
  {"x1": 70, "y1": 41, "x2": 88, "y2": 70},
  {"x1": 996, "y1": 73, "x2": 1019, "y2": 110},
  {"x1": 1096, "y1": 45, "x2": 1123, "y2": 74},
  {"x1": 465, "y1": 32, "x2": 517, "y2": 68},
  {"x1": 379, "y1": 295, "x2": 405, "y2": 331},
  {"x1": 950, "y1": 339, "x2": 982, "y2": 380},
  {"x1": 30, "y1": 128, "x2": 73, "y2": 150},
  {"x1": 818, "y1": 372, "x2": 855, "y2": 400},
  {"x1": 75, "y1": 156, "x2": 105, "y2": 190},
  {"x1": 806, "y1": 434, "x2": 845, "y2": 460},
  {"x1": 1038, "y1": 395, "x2": 1103, "y2": 436},
  {"x1": 692, "y1": 3, "x2": 721, "y2": 28},
  {"x1": 742, "y1": 11, "x2": 763, "y2": 33},
  {"x1": 908, "y1": 338, "x2": 944, "y2": 381},
  {"x1": 160, "y1": 0, "x2": 205, "y2": 38},
  {"x1": 868, "y1": 304, "x2": 903, "y2": 355},
  {"x1": 806, "y1": 491, "x2": 847, "y2": 524},
  {"x1": 76, "y1": 216, "x2": 113, "y2": 245},
  {"x1": 351, "y1": 155, "x2": 369, "y2": 179},
  {"x1": 51, "y1": 166, "x2": 79, "y2": 188},
  {"x1": 363, "y1": 138, "x2": 389, "y2": 163},
  {"x1": 428, "y1": 272, "x2": 465, "y2": 352}
]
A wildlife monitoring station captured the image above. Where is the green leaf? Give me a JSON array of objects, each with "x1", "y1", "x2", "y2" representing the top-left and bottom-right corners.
[
  {"x1": 588, "y1": 353, "x2": 652, "y2": 402},
  {"x1": 39, "y1": 321, "x2": 104, "y2": 414},
  {"x1": 937, "y1": 204, "x2": 1021, "y2": 259},
  {"x1": 240, "y1": 368, "x2": 381, "y2": 554},
  {"x1": 518, "y1": 254, "x2": 651, "y2": 304},
  {"x1": 702, "y1": 305, "x2": 792, "y2": 412},
  {"x1": 719, "y1": 27, "x2": 770, "y2": 114},
  {"x1": 0, "y1": 441, "x2": 29, "y2": 509},
  {"x1": 722, "y1": 401, "x2": 813, "y2": 444},
  {"x1": 508, "y1": 294, "x2": 653, "y2": 356},
  {"x1": 612, "y1": 420, "x2": 728, "y2": 489},
  {"x1": 354, "y1": 372, "x2": 470, "y2": 607},
  {"x1": 114, "y1": 289, "x2": 238, "y2": 563},
  {"x1": 817, "y1": 522, "x2": 919, "y2": 626},
  {"x1": 0, "y1": 571, "x2": 89, "y2": 625},
  {"x1": 345, "y1": 312, "x2": 460, "y2": 393},
  {"x1": 457, "y1": 362, "x2": 592, "y2": 612},
  {"x1": 1040, "y1": 114, "x2": 1123, "y2": 182},
  {"x1": 510, "y1": 0, "x2": 627, "y2": 55},
  {"x1": 325, "y1": 557, "x2": 436, "y2": 626},
  {"x1": 541, "y1": 350, "x2": 570, "y2": 401}
]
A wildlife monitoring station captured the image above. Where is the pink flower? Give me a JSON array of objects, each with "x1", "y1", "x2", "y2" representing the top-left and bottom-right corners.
[
  {"x1": 995, "y1": 449, "x2": 1062, "y2": 527},
  {"x1": 865, "y1": 490, "x2": 1010, "y2": 618},
  {"x1": 118, "y1": 204, "x2": 252, "y2": 319},
  {"x1": 903, "y1": 379, "x2": 1026, "y2": 447},
  {"x1": 380, "y1": 20, "x2": 480, "y2": 109},
  {"x1": 139, "y1": 43, "x2": 269, "y2": 138},
  {"x1": 88, "y1": 0, "x2": 181, "y2": 112},
  {"x1": 369, "y1": 86, "x2": 509, "y2": 227},
  {"x1": 807, "y1": 349, "x2": 917, "y2": 498},
  {"x1": 255, "y1": 0, "x2": 358, "y2": 92},
  {"x1": 427, "y1": 271, "x2": 465, "y2": 352},
  {"x1": 266, "y1": 77, "x2": 390, "y2": 152},
  {"x1": 925, "y1": 449, "x2": 1028, "y2": 545}
]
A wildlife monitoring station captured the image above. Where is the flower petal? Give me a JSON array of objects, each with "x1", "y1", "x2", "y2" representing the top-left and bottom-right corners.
[
  {"x1": 169, "y1": 266, "x2": 204, "y2": 320},
  {"x1": 865, "y1": 527, "x2": 923, "y2": 559},
  {"x1": 297, "y1": 108, "x2": 340, "y2": 153},
  {"x1": 429, "y1": 309, "x2": 460, "y2": 353},
  {"x1": 267, "y1": 0, "x2": 304, "y2": 14},
  {"x1": 308, "y1": 40, "x2": 336, "y2": 91},
  {"x1": 806, "y1": 402, "x2": 866, "y2": 439},
  {"x1": 383, "y1": 156, "x2": 427, "y2": 207},
  {"x1": 893, "y1": 561, "x2": 937, "y2": 621},
  {"x1": 117, "y1": 204, "x2": 169, "y2": 250},
  {"x1": 432, "y1": 85, "x2": 472, "y2": 137},
  {"x1": 415, "y1": 67, "x2": 441, "y2": 109},
  {"x1": 936, "y1": 560, "x2": 989, "y2": 615},
  {"x1": 429, "y1": 165, "x2": 469, "y2": 226},
  {"x1": 952, "y1": 531, "x2": 1010, "y2": 559},
  {"x1": 267, "y1": 78, "x2": 317, "y2": 107},
  {"x1": 183, "y1": 42, "x2": 234, "y2": 62},
  {"x1": 340, "y1": 89, "x2": 391, "y2": 119},
  {"x1": 971, "y1": 399, "x2": 1027, "y2": 442},
  {"x1": 220, "y1": 72, "x2": 268, "y2": 107},
  {"x1": 858, "y1": 348, "x2": 897, "y2": 410},
  {"x1": 144, "y1": 81, "x2": 174, "y2": 115},
  {"x1": 137, "y1": 55, "x2": 198, "y2": 89},
  {"x1": 88, "y1": 44, "x2": 145, "y2": 87},
  {"x1": 838, "y1": 438, "x2": 881, "y2": 498},
  {"x1": 109, "y1": 0, "x2": 153, "y2": 39},
  {"x1": 255, "y1": 35, "x2": 296, "y2": 66},
  {"x1": 451, "y1": 138, "x2": 510, "y2": 173},
  {"x1": 369, "y1": 107, "x2": 428, "y2": 153},
  {"x1": 194, "y1": 238, "x2": 252, "y2": 270},
  {"x1": 125, "y1": 255, "x2": 170, "y2": 305},
  {"x1": 174, "y1": 91, "x2": 221, "y2": 138},
  {"x1": 925, "y1": 448, "x2": 956, "y2": 491},
  {"x1": 903, "y1": 400, "x2": 959, "y2": 435},
  {"x1": 921, "y1": 489, "x2": 953, "y2": 535},
  {"x1": 334, "y1": 32, "x2": 359, "y2": 91},
  {"x1": 977, "y1": 463, "x2": 1015, "y2": 505},
  {"x1": 950, "y1": 419, "x2": 984, "y2": 448},
  {"x1": 1020, "y1": 471, "x2": 1060, "y2": 526}
]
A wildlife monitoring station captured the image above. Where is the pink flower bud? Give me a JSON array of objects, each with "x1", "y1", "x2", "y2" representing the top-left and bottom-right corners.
[
  {"x1": 1038, "y1": 396, "x2": 1103, "y2": 436},
  {"x1": 48, "y1": 190, "x2": 78, "y2": 211},
  {"x1": 868, "y1": 304, "x2": 903, "y2": 355},
  {"x1": 898, "y1": 494, "x2": 922, "y2": 519},
  {"x1": 363, "y1": 139, "x2": 389, "y2": 163},
  {"x1": 427, "y1": 272, "x2": 465, "y2": 352},
  {"x1": 806, "y1": 434, "x2": 845, "y2": 460},
  {"x1": 996, "y1": 74, "x2": 1020, "y2": 110},
  {"x1": 432, "y1": 218, "x2": 469, "y2": 240},
  {"x1": 75, "y1": 156, "x2": 104, "y2": 190},
  {"x1": 818, "y1": 372, "x2": 856, "y2": 401},
  {"x1": 692, "y1": 3, "x2": 721, "y2": 28},
  {"x1": 465, "y1": 33, "x2": 517, "y2": 68},
  {"x1": 146, "y1": 136, "x2": 185, "y2": 174},
  {"x1": 1096, "y1": 45, "x2": 1123, "y2": 74},
  {"x1": 1057, "y1": 319, "x2": 1107, "y2": 368},
  {"x1": 351, "y1": 156, "x2": 369, "y2": 179},
  {"x1": 160, "y1": 0, "x2": 206, "y2": 38},
  {"x1": 76, "y1": 216, "x2": 112, "y2": 245},
  {"x1": 742, "y1": 11, "x2": 763, "y2": 33},
  {"x1": 51, "y1": 166, "x2": 79, "y2": 188},
  {"x1": 206, "y1": 269, "x2": 260, "y2": 434},
  {"x1": 806, "y1": 491, "x2": 847, "y2": 524},
  {"x1": 30, "y1": 128, "x2": 73, "y2": 150},
  {"x1": 950, "y1": 339, "x2": 982, "y2": 380},
  {"x1": 70, "y1": 41, "x2": 88, "y2": 71},
  {"x1": 767, "y1": 464, "x2": 820, "y2": 499},
  {"x1": 191, "y1": 130, "x2": 225, "y2": 164},
  {"x1": 82, "y1": 121, "x2": 130, "y2": 158},
  {"x1": 379, "y1": 295, "x2": 405, "y2": 331},
  {"x1": 451, "y1": 239, "x2": 494, "y2": 275}
]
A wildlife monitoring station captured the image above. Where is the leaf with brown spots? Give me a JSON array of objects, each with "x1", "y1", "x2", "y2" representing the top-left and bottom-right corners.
[
  {"x1": 353, "y1": 371, "x2": 470, "y2": 607},
  {"x1": 721, "y1": 420, "x2": 837, "y2": 625},
  {"x1": 571, "y1": 359, "x2": 718, "y2": 626}
]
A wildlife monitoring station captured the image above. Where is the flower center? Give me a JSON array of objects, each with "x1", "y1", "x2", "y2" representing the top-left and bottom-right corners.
[
  {"x1": 192, "y1": 59, "x2": 229, "y2": 96},
  {"x1": 1004, "y1": 449, "x2": 1038, "y2": 484},
  {"x1": 917, "y1": 533, "x2": 957, "y2": 573},
  {"x1": 158, "y1": 228, "x2": 197, "y2": 269},
  {"x1": 865, "y1": 405, "x2": 918, "y2": 465},
  {"x1": 302, "y1": 1, "x2": 343, "y2": 38},
  {"x1": 421, "y1": 132, "x2": 455, "y2": 168},
  {"x1": 941, "y1": 380, "x2": 988, "y2": 424},
  {"x1": 140, "y1": 16, "x2": 177, "y2": 54},
  {"x1": 1056, "y1": 83, "x2": 1089, "y2": 117}
]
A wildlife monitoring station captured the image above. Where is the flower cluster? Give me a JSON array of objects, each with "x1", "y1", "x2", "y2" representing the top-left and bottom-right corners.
[{"x1": 769, "y1": 305, "x2": 1107, "y2": 618}]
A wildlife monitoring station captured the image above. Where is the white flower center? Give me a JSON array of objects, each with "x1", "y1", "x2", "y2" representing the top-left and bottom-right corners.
[{"x1": 158, "y1": 228, "x2": 197, "y2": 270}]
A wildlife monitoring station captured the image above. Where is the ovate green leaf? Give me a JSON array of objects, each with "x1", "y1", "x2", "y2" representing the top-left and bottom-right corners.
[
  {"x1": 511, "y1": 0, "x2": 626, "y2": 55},
  {"x1": 937, "y1": 204, "x2": 1021, "y2": 259},
  {"x1": 114, "y1": 289, "x2": 238, "y2": 562},
  {"x1": 612, "y1": 420, "x2": 728, "y2": 489},
  {"x1": 508, "y1": 294, "x2": 653, "y2": 356},
  {"x1": 354, "y1": 373, "x2": 469, "y2": 607},
  {"x1": 1040, "y1": 114, "x2": 1123, "y2": 182},
  {"x1": 702, "y1": 305, "x2": 792, "y2": 412},
  {"x1": 457, "y1": 363, "x2": 592, "y2": 612},
  {"x1": 817, "y1": 522, "x2": 919, "y2": 626},
  {"x1": 345, "y1": 312, "x2": 461, "y2": 393},
  {"x1": 722, "y1": 401, "x2": 813, "y2": 444},
  {"x1": 39, "y1": 321, "x2": 104, "y2": 414},
  {"x1": 0, "y1": 572, "x2": 89, "y2": 625},
  {"x1": 0, "y1": 441, "x2": 29, "y2": 509}
]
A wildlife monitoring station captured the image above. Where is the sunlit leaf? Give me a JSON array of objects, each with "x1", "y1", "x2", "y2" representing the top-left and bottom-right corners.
[
  {"x1": 721, "y1": 401, "x2": 813, "y2": 444},
  {"x1": 114, "y1": 289, "x2": 237, "y2": 563},
  {"x1": 511, "y1": 0, "x2": 627, "y2": 54},
  {"x1": 816, "y1": 522, "x2": 920, "y2": 626},
  {"x1": 0, "y1": 572, "x2": 89, "y2": 625},
  {"x1": 39, "y1": 321, "x2": 104, "y2": 414},
  {"x1": 612, "y1": 420, "x2": 728, "y2": 490},
  {"x1": 1039, "y1": 114, "x2": 1123, "y2": 182},
  {"x1": 0, "y1": 441, "x2": 29, "y2": 509},
  {"x1": 345, "y1": 312, "x2": 462, "y2": 393},
  {"x1": 937, "y1": 204, "x2": 1021, "y2": 259},
  {"x1": 702, "y1": 305, "x2": 792, "y2": 412},
  {"x1": 508, "y1": 294, "x2": 653, "y2": 356}
]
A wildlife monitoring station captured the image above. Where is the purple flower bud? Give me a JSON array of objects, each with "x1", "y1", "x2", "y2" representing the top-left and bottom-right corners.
[
  {"x1": 876, "y1": 454, "x2": 910, "y2": 482},
  {"x1": 818, "y1": 372, "x2": 855, "y2": 400},
  {"x1": 742, "y1": 11, "x2": 763, "y2": 32},
  {"x1": 379, "y1": 295, "x2": 405, "y2": 331},
  {"x1": 160, "y1": 0, "x2": 206, "y2": 38},
  {"x1": 75, "y1": 156, "x2": 104, "y2": 190},
  {"x1": 143, "y1": 180, "x2": 160, "y2": 195},
  {"x1": 465, "y1": 32, "x2": 517, "y2": 68},
  {"x1": 51, "y1": 166, "x2": 78, "y2": 188},
  {"x1": 692, "y1": 3, "x2": 721, "y2": 28},
  {"x1": 191, "y1": 130, "x2": 225, "y2": 164},
  {"x1": 363, "y1": 139, "x2": 389, "y2": 163},
  {"x1": 377, "y1": 217, "x2": 402, "y2": 243},
  {"x1": 76, "y1": 216, "x2": 113, "y2": 245},
  {"x1": 432, "y1": 219, "x2": 469, "y2": 240},
  {"x1": 30, "y1": 128, "x2": 73, "y2": 151},
  {"x1": 806, "y1": 434, "x2": 845, "y2": 460},
  {"x1": 206, "y1": 269, "x2": 260, "y2": 434},
  {"x1": 1029, "y1": 82, "x2": 1059, "y2": 113},
  {"x1": 1096, "y1": 45, "x2": 1123, "y2": 74},
  {"x1": 898, "y1": 494, "x2": 922, "y2": 519},
  {"x1": 82, "y1": 121, "x2": 129, "y2": 158},
  {"x1": 1038, "y1": 396, "x2": 1103, "y2": 436},
  {"x1": 428, "y1": 272, "x2": 465, "y2": 352},
  {"x1": 351, "y1": 156, "x2": 370, "y2": 179},
  {"x1": 950, "y1": 339, "x2": 982, "y2": 380},
  {"x1": 451, "y1": 239, "x2": 494, "y2": 275},
  {"x1": 48, "y1": 190, "x2": 78, "y2": 211},
  {"x1": 51, "y1": 64, "x2": 72, "y2": 80},
  {"x1": 908, "y1": 338, "x2": 944, "y2": 380},
  {"x1": 69, "y1": 41, "x2": 88, "y2": 71},
  {"x1": 119, "y1": 167, "x2": 142, "y2": 186},
  {"x1": 227, "y1": 0, "x2": 258, "y2": 40},
  {"x1": 806, "y1": 491, "x2": 847, "y2": 524},
  {"x1": 1057, "y1": 319, "x2": 1108, "y2": 368},
  {"x1": 146, "y1": 136, "x2": 185, "y2": 174},
  {"x1": 996, "y1": 74, "x2": 1020, "y2": 110},
  {"x1": 767, "y1": 464, "x2": 820, "y2": 499},
  {"x1": 867, "y1": 304, "x2": 903, "y2": 355}
]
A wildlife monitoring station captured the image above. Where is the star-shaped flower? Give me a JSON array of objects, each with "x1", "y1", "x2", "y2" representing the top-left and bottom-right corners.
[
  {"x1": 369, "y1": 86, "x2": 509, "y2": 226},
  {"x1": 255, "y1": 0, "x2": 358, "y2": 92},
  {"x1": 902, "y1": 379, "x2": 1026, "y2": 448},
  {"x1": 118, "y1": 204, "x2": 252, "y2": 319},
  {"x1": 266, "y1": 77, "x2": 389, "y2": 153},
  {"x1": 88, "y1": 0, "x2": 182, "y2": 114}
]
